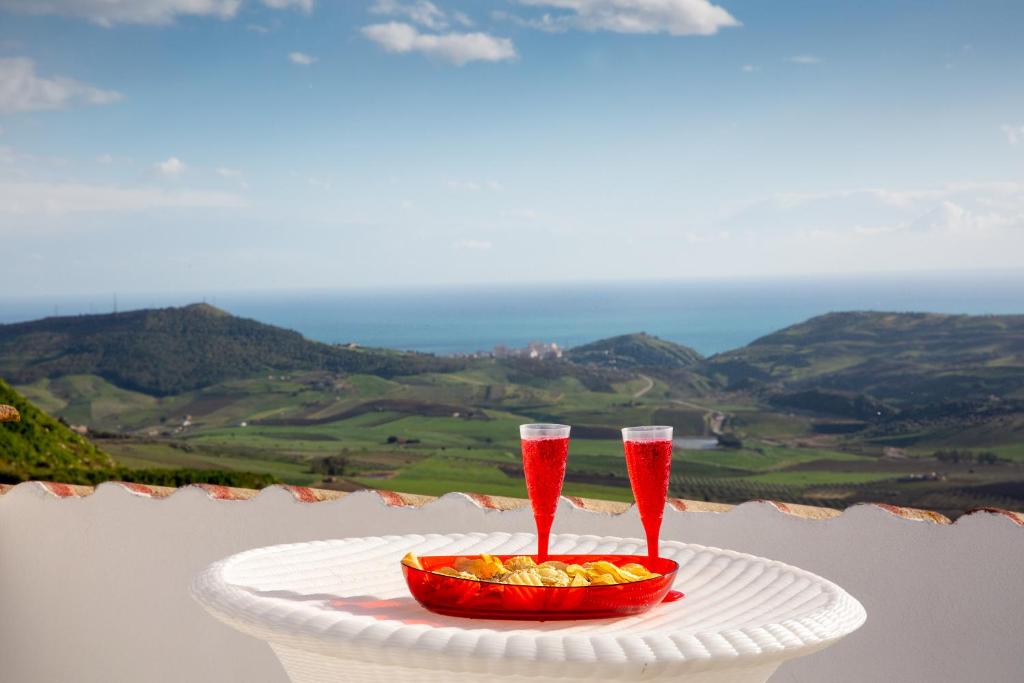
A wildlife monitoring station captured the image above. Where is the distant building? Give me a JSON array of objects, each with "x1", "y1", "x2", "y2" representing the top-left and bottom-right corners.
[{"x1": 451, "y1": 341, "x2": 563, "y2": 360}]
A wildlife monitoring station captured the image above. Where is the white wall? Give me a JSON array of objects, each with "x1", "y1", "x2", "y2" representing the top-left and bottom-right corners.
[{"x1": 1, "y1": 483, "x2": 1022, "y2": 683}]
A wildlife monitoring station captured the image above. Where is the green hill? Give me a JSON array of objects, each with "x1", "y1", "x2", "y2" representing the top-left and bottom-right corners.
[
  {"x1": 703, "y1": 311, "x2": 1024, "y2": 407},
  {"x1": 0, "y1": 378, "x2": 114, "y2": 481},
  {"x1": 0, "y1": 304, "x2": 462, "y2": 396},
  {"x1": 566, "y1": 333, "x2": 703, "y2": 369}
]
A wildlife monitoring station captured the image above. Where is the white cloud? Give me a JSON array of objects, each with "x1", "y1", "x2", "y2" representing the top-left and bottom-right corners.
[
  {"x1": 741, "y1": 64, "x2": 757, "y2": 73},
  {"x1": 155, "y1": 157, "x2": 186, "y2": 177},
  {"x1": 510, "y1": 0, "x2": 739, "y2": 36},
  {"x1": 0, "y1": 57, "x2": 122, "y2": 113},
  {"x1": 362, "y1": 22, "x2": 516, "y2": 65},
  {"x1": 453, "y1": 239, "x2": 493, "y2": 250},
  {"x1": 0, "y1": 0, "x2": 311, "y2": 26},
  {"x1": 721, "y1": 181, "x2": 1024, "y2": 240},
  {"x1": 786, "y1": 54, "x2": 821, "y2": 64},
  {"x1": 370, "y1": 0, "x2": 447, "y2": 29},
  {"x1": 1000, "y1": 124, "x2": 1024, "y2": 145},
  {"x1": 452, "y1": 11, "x2": 473, "y2": 27},
  {"x1": 247, "y1": 23, "x2": 271, "y2": 33},
  {"x1": 0, "y1": 180, "x2": 245, "y2": 217},
  {"x1": 96, "y1": 153, "x2": 114, "y2": 164},
  {"x1": 288, "y1": 51, "x2": 318, "y2": 65}
]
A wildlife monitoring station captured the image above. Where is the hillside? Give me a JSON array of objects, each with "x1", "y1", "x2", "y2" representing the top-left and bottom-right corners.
[
  {"x1": 566, "y1": 333, "x2": 703, "y2": 369},
  {"x1": 0, "y1": 379, "x2": 113, "y2": 481},
  {"x1": 703, "y1": 311, "x2": 1024, "y2": 407},
  {"x1": 0, "y1": 304, "x2": 463, "y2": 396}
]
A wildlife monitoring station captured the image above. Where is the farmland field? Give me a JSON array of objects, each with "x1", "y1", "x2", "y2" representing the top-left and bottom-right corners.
[
  {"x1": 59, "y1": 363, "x2": 1023, "y2": 520},
  {"x1": 7, "y1": 308, "x2": 1024, "y2": 518}
]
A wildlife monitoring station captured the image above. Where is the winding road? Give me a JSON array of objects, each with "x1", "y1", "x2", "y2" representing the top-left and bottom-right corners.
[{"x1": 633, "y1": 374, "x2": 655, "y2": 399}]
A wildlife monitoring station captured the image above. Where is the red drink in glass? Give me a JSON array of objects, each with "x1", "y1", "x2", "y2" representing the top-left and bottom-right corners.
[
  {"x1": 520, "y1": 424, "x2": 571, "y2": 559},
  {"x1": 622, "y1": 426, "x2": 673, "y2": 559}
]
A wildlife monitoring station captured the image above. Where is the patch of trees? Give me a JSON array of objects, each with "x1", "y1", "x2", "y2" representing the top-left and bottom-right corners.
[
  {"x1": 933, "y1": 449, "x2": 1002, "y2": 465},
  {"x1": 309, "y1": 454, "x2": 349, "y2": 477},
  {"x1": 385, "y1": 436, "x2": 420, "y2": 445},
  {"x1": 0, "y1": 466, "x2": 278, "y2": 489}
]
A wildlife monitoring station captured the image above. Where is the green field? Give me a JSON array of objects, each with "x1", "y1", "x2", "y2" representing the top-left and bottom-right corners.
[{"x1": 17, "y1": 358, "x2": 1024, "y2": 519}]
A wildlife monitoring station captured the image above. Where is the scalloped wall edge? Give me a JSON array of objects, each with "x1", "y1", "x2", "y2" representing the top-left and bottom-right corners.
[{"x1": 2, "y1": 480, "x2": 1020, "y2": 526}]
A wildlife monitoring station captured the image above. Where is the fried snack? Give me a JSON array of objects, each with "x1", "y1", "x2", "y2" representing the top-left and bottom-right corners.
[
  {"x1": 402, "y1": 552, "x2": 424, "y2": 570},
  {"x1": 404, "y1": 554, "x2": 661, "y2": 587},
  {"x1": 504, "y1": 555, "x2": 537, "y2": 571},
  {"x1": 453, "y1": 554, "x2": 506, "y2": 579}
]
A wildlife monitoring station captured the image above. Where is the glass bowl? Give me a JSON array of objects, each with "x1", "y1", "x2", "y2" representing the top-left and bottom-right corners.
[{"x1": 402, "y1": 553, "x2": 682, "y2": 621}]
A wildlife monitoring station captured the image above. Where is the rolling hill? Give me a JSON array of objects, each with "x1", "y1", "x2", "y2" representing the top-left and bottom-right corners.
[
  {"x1": 0, "y1": 378, "x2": 114, "y2": 481},
  {"x1": 566, "y1": 333, "x2": 703, "y2": 369},
  {"x1": 702, "y1": 312, "x2": 1024, "y2": 407},
  {"x1": 0, "y1": 304, "x2": 463, "y2": 396}
]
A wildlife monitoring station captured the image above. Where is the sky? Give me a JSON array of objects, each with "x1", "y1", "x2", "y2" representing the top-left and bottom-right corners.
[{"x1": 1, "y1": 0, "x2": 1023, "y2": 296}]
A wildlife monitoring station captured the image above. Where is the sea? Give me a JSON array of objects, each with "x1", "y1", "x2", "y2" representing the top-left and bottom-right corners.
[{"x1": 3, "y1": 271, "x2": 1023, "y2": 357}]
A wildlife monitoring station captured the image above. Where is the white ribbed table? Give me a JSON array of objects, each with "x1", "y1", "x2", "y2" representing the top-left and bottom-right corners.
[{"x1": 192, "y1": 533, "x2": 866, "y2": 682}]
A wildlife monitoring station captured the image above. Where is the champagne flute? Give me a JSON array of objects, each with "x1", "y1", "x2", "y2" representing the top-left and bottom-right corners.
[
  {"x1": 622, "y1": 425, "x2": 673, "y2": 560},
  {"x1": 520, "y1": 423, "x2": 570, "y2": 560}
]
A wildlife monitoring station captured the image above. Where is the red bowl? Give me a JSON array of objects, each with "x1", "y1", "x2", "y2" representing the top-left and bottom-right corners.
[{"x1": 402, "y1": 554, "x2": 682, "y2": 621}]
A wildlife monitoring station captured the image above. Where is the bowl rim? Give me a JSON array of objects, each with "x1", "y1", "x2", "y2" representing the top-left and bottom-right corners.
[{"x1": 402, "y1": 552, "x2": 679, "y2": 590}]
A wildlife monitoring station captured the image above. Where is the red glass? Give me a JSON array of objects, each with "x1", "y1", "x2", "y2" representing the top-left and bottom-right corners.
[
  {"x1": 520, "y1": 424, "x2": 570, "y2": 559},
  {"x1": 623, "y1": 426, "x2": 673, "y2": 560},
  {"x1": 403, "y1": 554, "x2": 681, "y2": 620}
]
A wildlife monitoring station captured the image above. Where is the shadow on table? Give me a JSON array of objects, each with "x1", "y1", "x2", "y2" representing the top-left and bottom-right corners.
[{"x1": 239, "y1": 587, "x2": 447, "y2": 625}]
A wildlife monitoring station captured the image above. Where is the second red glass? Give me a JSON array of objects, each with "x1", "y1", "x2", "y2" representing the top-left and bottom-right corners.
[{"x1": 622, "y1": 425, "x2": 673, "y2": 560}]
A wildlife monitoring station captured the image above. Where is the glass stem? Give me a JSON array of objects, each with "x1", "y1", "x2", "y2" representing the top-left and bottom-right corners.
[
  {"x1": 536, "y1": 515, "x2": 552, "y2": 560},
  {"x1": 645, "y1": 518, "x2": 661, "y2": 560}
]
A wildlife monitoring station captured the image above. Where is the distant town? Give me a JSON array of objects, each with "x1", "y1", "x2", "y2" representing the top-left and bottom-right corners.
[{"x1": 451, "y1": 341, "x2": 564, "y2": 361}]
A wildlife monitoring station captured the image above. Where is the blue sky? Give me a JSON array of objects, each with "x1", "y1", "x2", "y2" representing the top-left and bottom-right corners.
[{"x1": 1, "y1": 0, "x2": 1023, "y2": 296}]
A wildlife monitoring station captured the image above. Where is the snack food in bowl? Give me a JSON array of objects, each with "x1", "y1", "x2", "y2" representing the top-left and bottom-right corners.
[{"x1": 401, "y1": 552, "x2": 682, "y2": 620}]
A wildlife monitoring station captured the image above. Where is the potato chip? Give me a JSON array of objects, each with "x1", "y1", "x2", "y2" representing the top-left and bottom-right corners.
[
  {"x1": 536, "y1": 565, "x2": 571, "y2": 587},
  {"x1": 434, "y1": 567, "x2": 478, "y2": 580},
  {"x1": 481, "y1": 554, "x2": 507, "y2": 576},
  {"x1": 620, "y1": 563, "x2": 655, "y2": 578},
  {"x1": 504, "y1": 555, "x2": 537, "y2": 571},
  {"x1": 453, "y1": 556, "x2": 503, "y2": 579},
  {"x1": 584, "y1": 561, "x2": 628, "y2": 581},
  {"x1": 402, "y1": 552, "x2": 423, "y2": 570},
  {"x1": 569, "y1": 572, "x2": 591, "y2": 587}
]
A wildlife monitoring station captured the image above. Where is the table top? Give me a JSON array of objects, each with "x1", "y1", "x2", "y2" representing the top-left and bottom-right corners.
[{"x1": 192, "y1": 532, "x2": 866, "y2": 678}]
